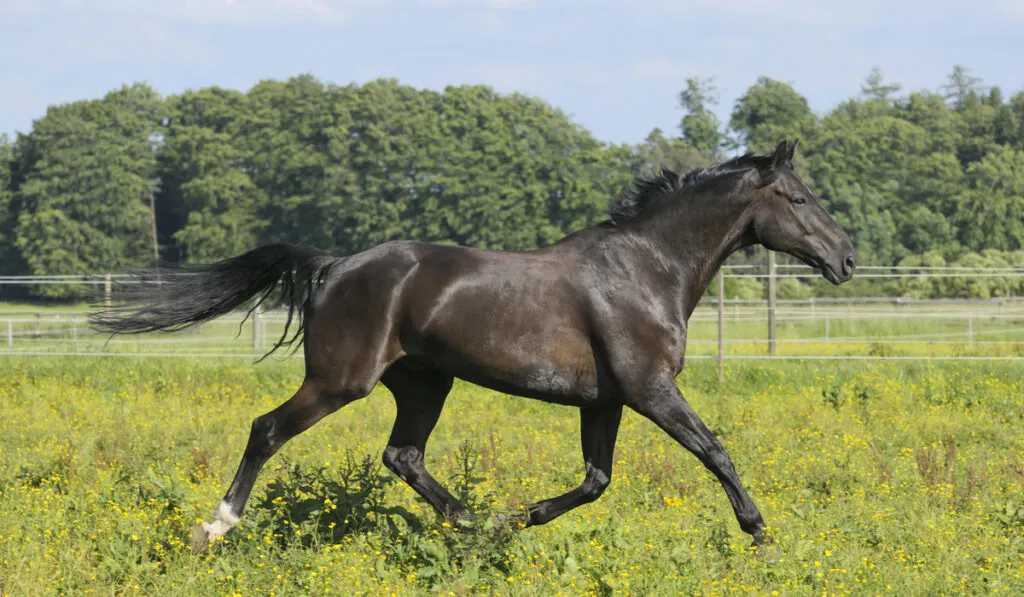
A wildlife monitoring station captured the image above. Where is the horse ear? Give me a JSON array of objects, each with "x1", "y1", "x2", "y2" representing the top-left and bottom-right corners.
[
  {"x1": 771, "y1": 140, "x2": 789, "y2": 168},
  {"x1": 788, "y1": 138, "x2": 800, "y2": 161}
]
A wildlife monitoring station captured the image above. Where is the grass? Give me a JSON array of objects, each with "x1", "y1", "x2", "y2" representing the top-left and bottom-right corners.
[{"x1": 1, "y1": 354, "x2": 1023, "y2": 596}]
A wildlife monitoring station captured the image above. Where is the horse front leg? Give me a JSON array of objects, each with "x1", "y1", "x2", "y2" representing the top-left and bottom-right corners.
[
  {"x1": 627, "y1": 377, "x2": 768, "y2": 546},
  {"x1": 489, "y1": 401, "x2": 622, "y2": 528},
  {"x1": 511, "y1": 404, "x2": 622, "y2": 527}
]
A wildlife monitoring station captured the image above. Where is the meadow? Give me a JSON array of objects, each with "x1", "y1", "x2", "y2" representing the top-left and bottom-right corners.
[{"x1": 1, "y1": 353, "x2": 1023, "y2": 596}]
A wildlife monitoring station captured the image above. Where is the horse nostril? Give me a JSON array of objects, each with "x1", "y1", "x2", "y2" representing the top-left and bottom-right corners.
[{"x1": 843, "y1": 255, "x2": 856, "y2": 276}]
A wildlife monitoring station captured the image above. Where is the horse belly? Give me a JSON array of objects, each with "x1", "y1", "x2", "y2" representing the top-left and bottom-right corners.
[{"x1": 419, "y1": 324, "x2": 602, "y2": 406}]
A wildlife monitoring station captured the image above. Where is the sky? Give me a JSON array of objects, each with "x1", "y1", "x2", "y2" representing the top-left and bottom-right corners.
[{"x1": 1, "y1": 0, "x2": 1023, "y2": 144}]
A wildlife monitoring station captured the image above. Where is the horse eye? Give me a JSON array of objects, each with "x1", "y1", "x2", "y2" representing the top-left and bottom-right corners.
[{"x1": 791, "y1": 196, "x2": 807, "y2": 206}]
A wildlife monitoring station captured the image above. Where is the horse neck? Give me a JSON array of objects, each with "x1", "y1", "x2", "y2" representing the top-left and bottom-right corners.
[{"x1": 635, "y1": 184, "x2": 755, "y2": 317}]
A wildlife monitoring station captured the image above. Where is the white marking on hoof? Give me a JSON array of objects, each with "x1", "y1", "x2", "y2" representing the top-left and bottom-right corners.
[
  {"x1": 192, "y1": 501, "x2": 240, "y2": 552},
  {"x1": 205, "y1": 501, "x2": 240, "y2": 539}
]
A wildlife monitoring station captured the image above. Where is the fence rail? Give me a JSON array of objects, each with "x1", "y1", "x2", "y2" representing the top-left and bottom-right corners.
[{"x1": 1, "y1": 269, "x2": 1023, "y2": 364}]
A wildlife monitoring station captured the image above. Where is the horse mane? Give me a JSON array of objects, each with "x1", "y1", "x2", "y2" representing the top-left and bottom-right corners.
[{"x1": 606, "y1": 151, "x2": 779, "y2": 225}]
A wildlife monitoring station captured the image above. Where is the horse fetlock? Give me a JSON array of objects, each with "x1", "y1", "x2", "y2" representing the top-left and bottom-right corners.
[{"x1": 739, "y1": 512, "x2": 766, "y2": 537}]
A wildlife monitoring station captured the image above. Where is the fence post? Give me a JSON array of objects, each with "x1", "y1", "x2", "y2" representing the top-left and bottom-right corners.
[
  {"x1": 253, "y1": 305, "x2": 263, "y2": 350},
  {"x1": 767, "y1": 251, "x2": 777, "y2": 355},
  {"x1": 825, "y1": 314, "x2": 830, "y2": 348},
  {"x1": 809, "y1": 297, "x2": 815, "y2": 315},
  {"x1": 34, "y1": 312, "x2": 41, "y2": 339},
  {"x1": 968, "y1": 313, "x2": 974, "y2": 348},
  {"x1": 6, "y1": 320, "x2": 11, "y2": 349},
  {"x1": 717, "y1": 272, "x2": 725, "y2": 383},
  {"x1": 104, "y1": 274, "x2": 112, "y2": 307},
  {"x1": 71, "y1": 316, "x2": 78, "y2": 345}
]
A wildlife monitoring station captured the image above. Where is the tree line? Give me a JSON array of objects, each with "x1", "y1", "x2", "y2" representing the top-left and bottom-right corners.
[{"x1": 1, "y1": 66, "x2": 1023, "y2": 301}]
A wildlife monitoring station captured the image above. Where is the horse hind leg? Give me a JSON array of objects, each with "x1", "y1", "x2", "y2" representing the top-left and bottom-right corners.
[
  {"x1": 189, "y1": 379, "x2": 357, "y2": 551},
  {"x1": 191, "y1": 334, "x2": 399, "y2": 552},
  {"x1": 380, "y1": 360, "x2": 471, "y2": 523}
]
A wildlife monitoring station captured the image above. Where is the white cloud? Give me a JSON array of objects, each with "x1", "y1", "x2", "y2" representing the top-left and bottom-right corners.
[
  {"x1": 993, "y1": 0, "x2": 1024, "y2": 19},
  {"x1": 0, "y1": 0, "x2": 359, "y2": 25},
  {"x1": 154, "y1": 0, "x2": 348, "y2": 25},
  {"x1": 490, "y1": 0, "x2": 536, "y2": 7},
  {"x1": 418, "y1": 0, "x2": 536, "y2": 6},
  {"x1": 613, "y1": 0, "x2": 889, "y2": 26}
]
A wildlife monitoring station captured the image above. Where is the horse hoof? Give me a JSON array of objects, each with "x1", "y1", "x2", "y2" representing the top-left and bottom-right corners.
[
  {"x1": 190, "y1": 523, "x2": 212, "y2": 554},
  {"x1": 752, "y1": 538, "x2": 781, "y2": 564},
  {"x1": 492, "y1": 511, "x2": 528, "y2": 530},
  {"x1": 444, "y1": 508, "x2": 476, "y2": 529}
]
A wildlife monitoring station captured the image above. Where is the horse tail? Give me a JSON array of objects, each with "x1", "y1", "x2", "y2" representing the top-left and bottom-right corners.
[{"x1": 88, "y1": 243, "x2": 338, "y2": 359}]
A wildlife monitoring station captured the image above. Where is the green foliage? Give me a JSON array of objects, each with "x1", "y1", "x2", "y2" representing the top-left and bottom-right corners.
[
  {"x1": 11, "y1": 84, "x2": 164, "y2": 296},
  {"x1": 633, "y1": 127, "x2": 709, "y2": 175},
  {"x1": 157, "y1": 87, "x2": 266, "y2": 264},
  {"x1": 941, "y1": 64, "x2": 984, "y2": 109},
  {"x1": 678, "y1": 77, "x2": 726, "y2": 158},
  {"x1": 953, "y1": 144, "x2": 1024, "y2": 251},
  {"x1": 894, "y1": 249, "x2": 1024, "y2": 299},
  {"x1": 729, "y1": 76, "x2": 816, "y2": 154},
  {"x1": 0, "y1": 134, "x2": 16, "y2": 274},
  {"x1": 704, "y1": 272, "x2": 764, "y2": 301},
  {"x1": 860, "y1": 67, "x2": 903, "y2": 103},
  {"x1": 3, "y1": 67, "x2": 1024, "y2": 301}
]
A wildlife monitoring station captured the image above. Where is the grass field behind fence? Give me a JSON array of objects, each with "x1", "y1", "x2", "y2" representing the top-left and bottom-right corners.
[
  {"x1": 1, "y1": 355, "x2": 1023, "y2": 596},
  {"x1": 2, "y1": 299, "x2": 1024, "y2": 359}
]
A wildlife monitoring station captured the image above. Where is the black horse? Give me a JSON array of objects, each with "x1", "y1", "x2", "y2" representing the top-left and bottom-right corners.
[{"x1": 90, "y1": 139, "x2": 855, "y2": 553}]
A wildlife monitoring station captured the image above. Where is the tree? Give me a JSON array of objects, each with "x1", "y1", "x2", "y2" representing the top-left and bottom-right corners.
[
  {"x1": 941, "y1": 65, "x2": 984, "y2": 109},
  {"x1": 677, "y1": 77, "x2": 725, "y2": 158},
  {"x1": 172, "y1": 170, "x2": 267, "y2": 263},
  {"x1": 0, "y1": 135, "x2": 15, "y2": 274},
  {"x1": 861, "y1": 67, "x2": 902, "y2": 102},
  {"x1": 992, "y1": 102, "x2": 1019, "y2": 147},
  {"x1": 633, "y1": 128, "x2": 708, "y2": 175},
  {"x1": 1011, "y1": 92, "x2": 1024, "y2": 148},
  {"x1": 242, "y1": 75, "x2": 336, "y2": 249},
  {"x1": 896, "y1": 91, "x2": 963, "y2": 154},
  {"x1": 953, "y1": 145, "x2": 1024, "y2": 252},
  {"x1": 244, "y1": 78, "x2": 629, "y2": 254},
  {"x1": 159, "y1": 87, "x2": 266, "y2": 263},
  {"x1": 12, "y1": 84, "x2": 166, "y2": 296},
  {"x1": 4, "y1": 68, "x2": 1024, "y2": 301},
  {"x1": 817, "y1": 180, "x2": 902, "y2": 265},
  {"x1": 397, "y1": 83, "x2": 623, "y2": 250},
  {"x1": 730, "y1": 77, "x2": 816, "y2": 153},
  {"x1": 808, "y1": 100, "x2": 966, "y2": 261}
]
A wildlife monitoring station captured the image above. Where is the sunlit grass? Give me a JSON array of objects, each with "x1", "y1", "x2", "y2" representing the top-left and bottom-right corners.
[{"x1": 1, "y1": 356, "x2": 1023, "y2": 595}]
